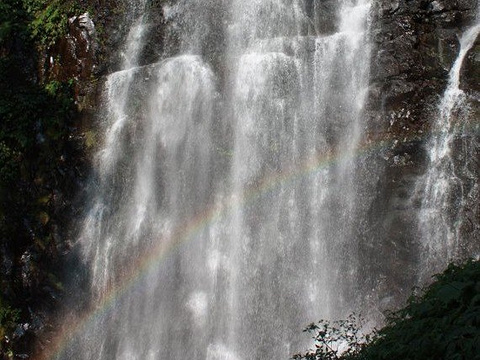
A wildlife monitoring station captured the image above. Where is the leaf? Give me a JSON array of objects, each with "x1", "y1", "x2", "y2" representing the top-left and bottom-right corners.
[{"x1": 436, "y1": 282, "x2": 468, "y2": 304}]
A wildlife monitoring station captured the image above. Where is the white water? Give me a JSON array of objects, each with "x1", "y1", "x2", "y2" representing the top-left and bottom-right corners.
[
  {"x1": 60, "y1": 1, "x2": 373, "y2": 359},
  {"x1": 418, "y1": 20, "x2": 480, "y2": 279}
]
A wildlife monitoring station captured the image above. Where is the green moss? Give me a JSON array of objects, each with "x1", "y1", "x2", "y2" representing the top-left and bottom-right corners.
[
  {"x1": 84, "y1": 130, "x2": 97, "y2": 149},
  {"x1": 0, "y1": 0, "x2": 28, "y2": 46},
  {"x1": 0, "y1": 297, "x2": 21, "y2": 353},
  {"x1": 26, "y1": 0, "x2": 81, "y2": 49}
]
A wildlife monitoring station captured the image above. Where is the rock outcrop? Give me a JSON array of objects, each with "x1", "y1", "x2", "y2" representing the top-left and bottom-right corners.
[
  {"x1": 359, "y1": 0, "x2": 480, "y2": 317},
  {"x1": 0, "y1": 1, "x2": 111, "y2": 356}
]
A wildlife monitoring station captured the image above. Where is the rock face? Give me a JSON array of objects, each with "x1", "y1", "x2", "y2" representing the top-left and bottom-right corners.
[
  {"x1": 0, "y1": 2, "x2": 102, "y2": 357},
  {"x1": 46, "y1": 13, "x2": 96, "y2": 82},
  {"x1": 359, "y1": 0, "x2": 480, "y2": 316}
]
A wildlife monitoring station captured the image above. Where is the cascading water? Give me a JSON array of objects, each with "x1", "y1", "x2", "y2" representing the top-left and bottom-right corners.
[
  {"x1": 417, "y1": 20, "x2": 480, "y2": 280},
  {"x1": 57, "y1": 1, "x2": 373, "y2": 359}
]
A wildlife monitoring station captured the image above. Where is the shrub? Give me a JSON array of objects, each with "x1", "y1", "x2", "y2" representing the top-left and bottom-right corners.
[
  {"x1": 294, "y1": 260, "x2": 480, "y2": 360},
  {"x1": 26, "y1": 0, "x2": 80, "y2": 48},
  {"x1": 0, "y1": 298, "x2": 21, "y2": 355},
  {"x1": 362, "y1": 260, "x2": 480, "y2": 360},
  {"x1": 293, "y1": 314, "x2": 372, "y2": 360}
]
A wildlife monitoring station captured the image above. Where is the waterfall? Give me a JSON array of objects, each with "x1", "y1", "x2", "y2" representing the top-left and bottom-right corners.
[
  {"x1": 418, "y1": 20, "x2": 480, "y2": 280},
  {"x1": 57, "y1": 1, "x2": 373, "y2": 359}
]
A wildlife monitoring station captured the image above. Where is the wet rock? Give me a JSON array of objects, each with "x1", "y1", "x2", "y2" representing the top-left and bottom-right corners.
[
  {"x1": 13, "y1": 324, "x2": 29, "y2": 340},
  {"x1": 76, "y1": 13, "x2": 95, "y2": 37},
  {"x1": 312, "y1": 0, "x2": 338, "y2": 34},
  {"x1": 429, "y1": 1, "x2": 445, "y2": 13},
  {"x1": 20, "y1": 251, "x2": 36, "y2": 290},
  {"x1": 45, "y1": 12, "x2": 96, "y2": 82},
  {"x1": 42, "y1": 286, "x2": 60, "y2": 301},
  {"x1": 359, "y1": 0, "x2": 480, "y2": 315},
  {"x1": 28, "y1": 309, "x2": 45, "y2": 332},
  {"x1": 1, "y1": 244, "x2": 13, "y2": 277},
  {"x1": 461, "y1": 37, "x2": 480, "y2": 92}
]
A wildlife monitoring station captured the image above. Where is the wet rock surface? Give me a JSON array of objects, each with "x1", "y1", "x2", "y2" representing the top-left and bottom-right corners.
[
  {"x1": 360, "y1": 0, "x2": 480, "y2": 317},
  {"x1": 0, "y1": 0, "x2": 127, "y2": 357}
]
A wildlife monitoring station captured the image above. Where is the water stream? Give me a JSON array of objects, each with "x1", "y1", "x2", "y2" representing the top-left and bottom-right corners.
[
  {"x1": 53, "y1": 1, "x2": 480, "y2": 359},
  {"x1": 417, "y1": 20, "x2": 480, "y2": 280},
  {"x1": 62, "y1": 1, "x2": 373, "y2": 359}
]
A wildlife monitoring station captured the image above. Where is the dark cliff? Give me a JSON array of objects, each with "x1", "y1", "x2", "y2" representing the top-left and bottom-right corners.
[
  {"x1": 0, "y1": 0, "x2": 172, "y2": 357},
  {"x1": 0, "y1": 1, "x2": 111, "y2": 357},
  {"x1": 359, "y1": 0, "x2": 480, "y2": 316}
]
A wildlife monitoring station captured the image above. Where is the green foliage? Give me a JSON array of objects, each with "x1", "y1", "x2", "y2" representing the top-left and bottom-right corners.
[
  {"x1": 295, "y1": 260, "x2": 480, "y2": 360},
  {"x1": 0, "y1": 55, "x2": 75, "y2": 354},
  {"x1": 0, "y1": 297, "x2": 21, "y2": 353},
  {"x1": 0, "y1": 60, "x2": 74, "y2": 155},
  {"x1": 0, "y1": 304, "x2": 20, "y2": 337},
  {"x1": 0, "y1": 142, "x2": 20, "y2": 184},
  {"x1": 0, "y1": 60, "x2": 75, "y2": 249},
  {"x1": 0, "y1": 0, "x2": 81, "y2": 49},
  {"x1": 0, "y1": 0, "x2": 82, "y2": 356},
  {"x1": 293, "y1": 314, "x2": 372, "y2": 360},
  {"x1": 361, "y1": 260, "x2": 480, "y2": 360},
  {"x1": 0, "y1": 0, "x2": 27, "y2": 45},
  {"x1": 25, "y1": 0, "x2": 80, "y2": 48},
  {"x1": 0, "y1": 0, "x2": 76, "y2": 315}
]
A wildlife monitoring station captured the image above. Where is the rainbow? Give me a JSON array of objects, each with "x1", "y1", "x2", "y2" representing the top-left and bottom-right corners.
[{"x1": 37, "y1": 118, "x2": 478, "y2": 360}]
